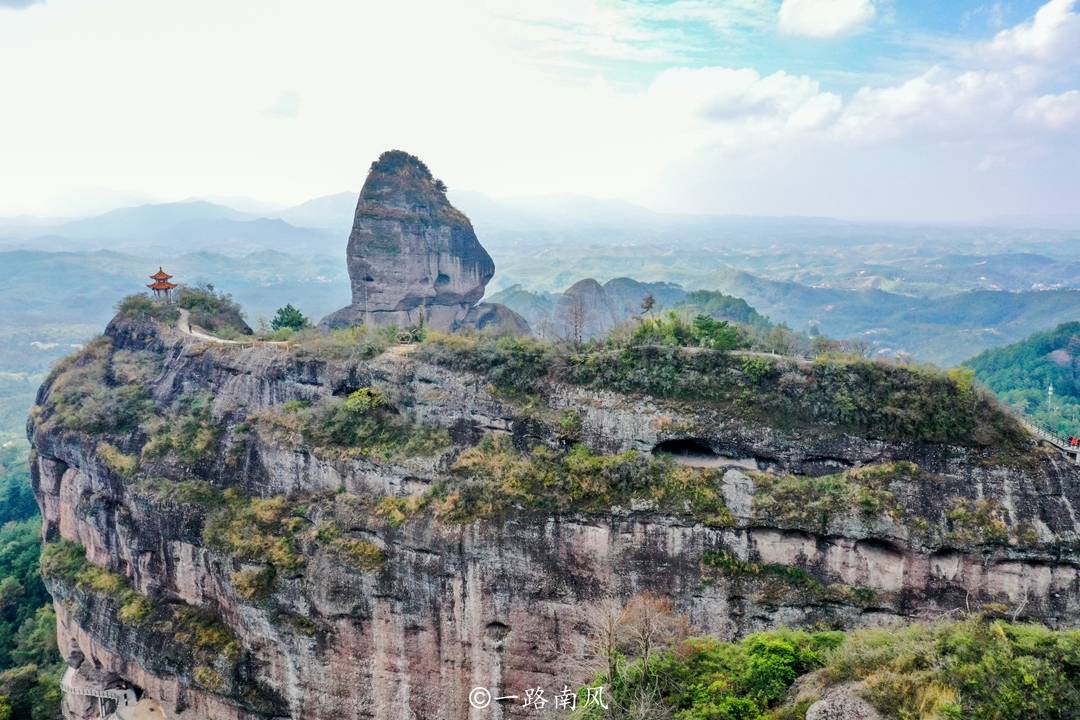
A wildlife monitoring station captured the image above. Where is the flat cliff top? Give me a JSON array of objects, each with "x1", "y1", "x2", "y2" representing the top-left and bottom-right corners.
[{"x1": 27, "y1": 310, "x2": 1080, "y2": 720}]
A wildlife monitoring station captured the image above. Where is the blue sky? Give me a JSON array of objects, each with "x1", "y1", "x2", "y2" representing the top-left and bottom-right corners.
[
  {"x1": 0, "y1": 0, "x2": 1077, "y2": 222},
  {"x1": 510, "y1": 1, "x2": 1051, "y2": 88}
]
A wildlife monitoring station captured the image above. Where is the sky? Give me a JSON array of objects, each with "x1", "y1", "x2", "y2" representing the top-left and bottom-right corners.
[{"x1": 0, "y1": 0, "x2": 1078, "y2": 222}]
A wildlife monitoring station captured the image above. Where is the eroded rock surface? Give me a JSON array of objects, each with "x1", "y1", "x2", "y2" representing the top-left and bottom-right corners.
[
  {"x1": 321, "y1": 150, "x2": 525, "y2": 335},
  {"x1": 28, "y1": 315, "x2": 1080, "y2": 719}
]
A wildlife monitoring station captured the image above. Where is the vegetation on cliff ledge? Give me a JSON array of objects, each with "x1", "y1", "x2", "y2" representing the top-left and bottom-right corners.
[
  {"x1": 256, "y1": 387, "x2": 450, "y2": 461},
  {"x1": 576, "y1": 594, "x2": 1080, "y2": 720},
  {"x1": 41, "y1": 540, "x2": 240, "y2": 692},
  {"x1": 116, "y1": 284, "x2": 251, "y2": 338},
  {"x1": 428, "y1": 435, "x2": 733, "y2": 525},
  {"x1": 201, "y1": 489, "x2": 386, "y2": 597},
  {"x1": 751, "y1": 462, "x2": 912, "y2": 534},
  {"x1": 33, "y1": 336, "x2": 155, "y2": 436},
  {"x1": 416, "y1": 330, "x2": 1027, "y2": 451}
]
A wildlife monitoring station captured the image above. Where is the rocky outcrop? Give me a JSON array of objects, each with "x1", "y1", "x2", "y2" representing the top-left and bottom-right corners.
[
  {"x1": 28, "y1": 315, "x2": 1080, "y2": 719},
  {"x1": 460, "y1": 302, "x2": 531, "y2": 336},
  {"x1": 553, "y1": 278, "x2": 620, "y2": 341},
  {"x1": 495, "y1": 277, "x2": 688, "y2": 341},
  {"x1": 321, "y1": 150, "x2": 525, "y2": 336},
  {"x1": 805, "y1": 682, "x2": 882, "y2": 720}
]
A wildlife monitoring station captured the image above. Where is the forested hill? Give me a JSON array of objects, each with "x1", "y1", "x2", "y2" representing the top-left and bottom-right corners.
[
  {"x1": 0, "y1": 442, "x2": 61, "y2": 719},
  {"x1": 965, "y1": 321, "x2": 1080, "y2": 436}
]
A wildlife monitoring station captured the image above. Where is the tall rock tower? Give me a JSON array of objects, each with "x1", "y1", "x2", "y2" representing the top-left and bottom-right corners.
[{"x1": 321, "y1": 150, "x2": 525, "y2": 334}]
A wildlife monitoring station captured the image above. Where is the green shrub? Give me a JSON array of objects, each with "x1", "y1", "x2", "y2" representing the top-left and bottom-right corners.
[
  {"x1": 579, "y1": 617, "x2": 1080, "y2": 720},
  {"x1": 117, "y1": 595, "x2": 154, "y2": 625},
  {"x1": 432, "y1": 435, "x2": 732, "y2": 525},
  {"x1": 115, "y1": 294, "x2": 179, "y2": 324},
  {"x1": 259, "y1": 391, "x2": 449, "y2": 461},
  {"x1": 578, "y1": 629, "x2": 838, "y2": 720},
  {"x1": 39, "y1": 337, "x2": 154, "y2": 435},
  {"x1": 40, "y1": 541, "x2": 154, "y2": 628},
  {"x1": 170, "y1": 605, "x2": 240, "y2": 663},
  {"x1": 623, "y1": 312, "x2": 747, "y2": 351},
  {"x1": 96, "y1": 442, "x2": 137, "y2": 478},
  {"x1": 945, "y1": 498, "x2": 1010, "y2": 545},
  {"x1": 373, "y1": 496, "x2": 425, "y2": 527},
  {"x1": 752, "y1": 463, "x2": 910, "y2": 533},
  {"x1": 824, "y1": 618, "x2": 1080, "y2": 720},
  {"x1": 270, "y1": 304, "x2": 310, "y2": 332},
  {"x1": 110, "y1": 349, "x2": 164, "y2": 386},
  {"x1": 343, "y1": 387, "x2": 388, "y2": 414},
  {"x1": 230, "y1": 567, "x2": 275, "y2": 601},
  {"x1": 289, "y1": 325, "x2": 397, "y2": 361},
  {"x1": 328, "y1": 536, "x2": 385, "y2": 573},
  {"x1": 203, "y1": 491, "x2": 306, "y2": 573},
  {"x1": 176, "y1": 284, "x2": 251, "y2": 336},
  {"x1": 131, "y1": 478, "x2": 222, "y2": 507},
  {"x1": 192, "y1": 665, "x2": 225, "y2": 692},
  {"x1": 416, "y1": 332, "x2": 554, "y2": 398},
  {"x1": 141, "y1": 393, "x2": 222, "y2": 468},
  {"x1": 557, "y1": 409, "x2": 583, "y2": 441}
]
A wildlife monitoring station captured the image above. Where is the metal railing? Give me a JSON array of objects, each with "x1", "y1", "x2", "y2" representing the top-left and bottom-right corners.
[
  {"x1": 1019, "y1": 418, "x2": 1080, "y2": 463},
  {"x1": 61, "y1": 668, "x2": 137, "y2": 719}
]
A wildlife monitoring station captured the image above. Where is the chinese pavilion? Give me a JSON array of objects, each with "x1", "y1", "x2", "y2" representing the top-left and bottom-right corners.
[{"x1": 147, "y1": 267, "x2": 177, "y2": 298}]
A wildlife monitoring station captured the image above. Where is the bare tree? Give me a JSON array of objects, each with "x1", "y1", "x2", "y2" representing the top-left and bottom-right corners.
[
  {"x1": 640, "y1": 293, "x2": 655, "y2": 316},
  {"x1": 576, "y1": 593, "x2": 690, "y2": 719},
  {"x1": 621, "y1": 593, "x2": 689, "y2": 698},
  {"x1": 566, "y1": 294, "x2": 589, "y2": 346},
  {"x1": 536, "y1": 316, "x2": 556, "y2": 342},
  {"x1": 583, "y1": 598, "x2": 631, "y2": 687}
]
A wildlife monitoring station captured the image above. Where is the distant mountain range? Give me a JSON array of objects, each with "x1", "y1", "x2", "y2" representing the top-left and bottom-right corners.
[
  {"x1": 9, "y1": 192, "x2": 1080, "y2": 258},
  {"x1": 710, "y1": 270, "x2": 1080, "y2": 366},
  {"x1": 0, "y1": 191, "x2": 1078, "y2": 382},
  {"x1": 0, "y1": 200, "x2": 341, "y2": 256}
]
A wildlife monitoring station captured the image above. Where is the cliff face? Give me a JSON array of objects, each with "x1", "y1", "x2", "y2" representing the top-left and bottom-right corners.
[{"x1": 28, "y1": 315, "x2": 1080, "y2": 719}]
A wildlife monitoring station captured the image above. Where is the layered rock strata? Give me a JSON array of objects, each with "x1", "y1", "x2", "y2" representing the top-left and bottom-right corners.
[
  {"x1": 321, "y1": 150, "x2": 525, "y2": 336},
  {"x1": 29, "y1": 315, "x2": 1080, "y2": 719}
]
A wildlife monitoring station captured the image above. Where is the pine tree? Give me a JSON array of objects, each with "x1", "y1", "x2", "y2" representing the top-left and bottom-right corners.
[{"x1": 271, "y1": 304, "x2": 309, "y2": 331}]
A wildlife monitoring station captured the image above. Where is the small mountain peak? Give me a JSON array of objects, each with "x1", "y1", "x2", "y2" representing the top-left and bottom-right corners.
[{"x1": 369, "y1": 149, "x2": 434, "y2": 181}]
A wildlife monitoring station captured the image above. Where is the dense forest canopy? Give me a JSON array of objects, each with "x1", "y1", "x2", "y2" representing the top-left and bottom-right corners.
[
  {"x1": 966, "y1": 322, "x2": 1080, "y2": 437},
  {"x1": 0, "y1": 443, "x2": 61, "y2": 719}
]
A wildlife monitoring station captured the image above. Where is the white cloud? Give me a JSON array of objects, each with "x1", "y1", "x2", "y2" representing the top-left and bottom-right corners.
[
  {"x1": 837, "y1": 66, "x2": 1025, "y2": 142},
  {"x1": 985, "y1": 0, "x2": 1080, "y2": 62},
  {"x1": 778, "y1": 0, "x2": 875, "y2": 38},
  {"x1": 0, "y1": 0, "x2": 1077, "y2": 223},
  {"x1": 1018, "y1": 90, "x2": 1080, "y2": 128},
  {"x1": 637, "y1": 67, "x2": 841, "y2": 156}
]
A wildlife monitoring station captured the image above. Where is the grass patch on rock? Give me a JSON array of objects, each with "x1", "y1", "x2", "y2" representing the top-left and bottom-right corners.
[{"x1": 429, "y1": 435, "x2": 733, "y2": 525}]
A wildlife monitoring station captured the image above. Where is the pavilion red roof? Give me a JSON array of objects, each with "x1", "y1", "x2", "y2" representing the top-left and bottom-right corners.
[
  {"x1": 149, "y1": 267, "x2": 173, "y2": 281},
  {"x1": 147, "y1": 281, "x2": 178, "y2": 291}
]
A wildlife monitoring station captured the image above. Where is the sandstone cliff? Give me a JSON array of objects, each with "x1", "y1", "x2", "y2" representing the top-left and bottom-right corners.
[
  {"x1": 28, "y1": 311, "x2": 1080, "y2": 719},
  {"x1": 321, "y1": 150, "x2": 525, "y2": 336}
]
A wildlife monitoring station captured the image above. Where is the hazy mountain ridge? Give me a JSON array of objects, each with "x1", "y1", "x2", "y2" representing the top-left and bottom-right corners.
[{"x1": 1, "y1": 192, "x2": 1079, "y2": 436}]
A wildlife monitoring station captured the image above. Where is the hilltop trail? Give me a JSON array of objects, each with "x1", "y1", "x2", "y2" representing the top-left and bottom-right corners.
[
  {"x1": 176, "y1": 308, "x2": 290, "y2": 347},
  {"x1": 176, "y1": 309, "x2": 239, "y2": 344}
]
